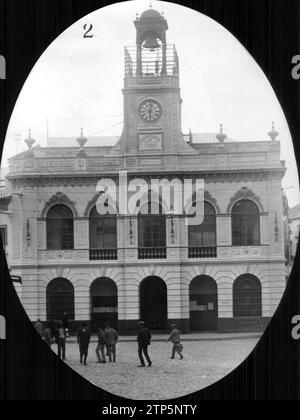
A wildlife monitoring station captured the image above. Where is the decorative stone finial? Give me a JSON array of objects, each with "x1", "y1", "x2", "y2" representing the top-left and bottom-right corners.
[
  {"x1": 216, "y1": 124, "x2": 227, "y2": 144},
  {"x1": 77, "y1": 128, "x2": 88, "y2": 149},
  {"x1": 76, "y1": 128, "x2": 88, "y2": 159},
  {"x1": 25, "y1": 129, "x2": 35, "y2": 149},
  {"x1": 268, "y1": 121, "x2": 279, "y2": 141}
]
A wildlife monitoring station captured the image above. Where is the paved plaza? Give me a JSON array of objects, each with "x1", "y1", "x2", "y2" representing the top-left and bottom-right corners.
[{"x1": 54, "y1": 336, "x2": 259, "y2": 400}]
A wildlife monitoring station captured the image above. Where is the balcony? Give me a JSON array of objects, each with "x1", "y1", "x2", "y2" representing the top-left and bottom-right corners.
[
  {"x1": 188, "y1": 246, "x2": 217, "y2": 258},
  {"x1": 89, "y1": 248, "x2": 118, "y2": 261},
  {"x1": 138, "y1": 247, "x2": 167, "y2": 260},
  {"x1": 35, "y1": 244, "x2": 270, "y2": 264}
]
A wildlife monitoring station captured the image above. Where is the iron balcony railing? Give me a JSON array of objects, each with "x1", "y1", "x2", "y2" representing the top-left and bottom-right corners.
[
  {"x1": 188, "y1": 246, "x2": 217, "y2": 259},
  {"x1": 124, "y1": 44, "x2": 179, "y2": 78},
  {"x1": 89, "y1": 248, "x2": 118, "y2": 261},
  {"x1": 89, "y1": 247, "x2": 217, "y2": 260},
  {"x1": 138, "y1": 247, "x2": 167, "y2": 260}
]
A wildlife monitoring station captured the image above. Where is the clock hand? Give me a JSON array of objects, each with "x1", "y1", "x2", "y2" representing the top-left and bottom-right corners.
[{"x1": 149, "y1": 103, "x2": 153, "y2": 119}]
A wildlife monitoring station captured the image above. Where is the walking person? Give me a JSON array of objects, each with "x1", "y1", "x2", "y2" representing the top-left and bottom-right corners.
[
  {"x1": 34, "y1": 319, "x2": 44, "y2": 338},
  {"x1": 48, "y1": 319, "x2": 55, "y2": 340},
  {"x1": 44, "y1": 323, "x2": 53, "y2": 347},
  {"x1": 77, "y1": 323, "x2": 91, "y2": 366},
  {"x1": 137, "y1": 321, "x2": 152, "y2": 367},
  {"x1": 96, "y1": 326, "x2": 106, "y2": 363},
  {"x1": 62, "y1": 312, "x2": 69, "y2": 337},
  {"x1": 56, "y1": 321, "x2": 67, "y2": 360},
  {"x1": 168, "y1": 324, "x2": 183, "y2": 360},
  {"x1": 104, "y1": 324, "x2": 118, "y2": 363}
]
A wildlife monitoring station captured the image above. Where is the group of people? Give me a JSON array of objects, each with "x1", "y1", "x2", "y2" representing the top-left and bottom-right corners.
[
  {"x1": 34, "y1": 318, "x2": 184, "y2": 367},
  {"x1": 35, "y1": 318, "x2": 69, "y2": 360}
]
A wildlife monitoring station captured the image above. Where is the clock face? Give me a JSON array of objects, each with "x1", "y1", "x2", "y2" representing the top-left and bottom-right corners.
[{"x1": 138, "y1": 99, "x2": 162, "y2": 123}]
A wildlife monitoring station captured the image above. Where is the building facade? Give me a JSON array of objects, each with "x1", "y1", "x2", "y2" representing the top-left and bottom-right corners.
[
  {"x1": 0, "y1": 8, "x2": 287, "y2": 332},
  {"x1": 288, "y1": 203, "x2": 300, "y2": 262}
]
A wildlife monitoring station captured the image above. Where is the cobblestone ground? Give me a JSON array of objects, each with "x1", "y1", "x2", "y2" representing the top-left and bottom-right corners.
[{"x1": 58, "y1": 338, "x2": 257, "y2": 400}]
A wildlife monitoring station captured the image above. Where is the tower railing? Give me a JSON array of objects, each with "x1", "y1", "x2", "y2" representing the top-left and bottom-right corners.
[{"x1": 124, "y1": 44, "x2": 179, "y2": 78}]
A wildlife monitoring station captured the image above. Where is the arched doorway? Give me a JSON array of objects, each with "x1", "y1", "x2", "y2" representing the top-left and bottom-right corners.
[
  {"x1": 46, "y1": 278, "x2": 74, "y2": 322},
  {"x1": 189, "y1": 275, "x2": 218, "y2": 331},
  {"x1": 140, "y1": 276, "x2": 167, "y2": 330},
  {"x1": 90, "y1": 277, "x2": 118, "y2": 330}
]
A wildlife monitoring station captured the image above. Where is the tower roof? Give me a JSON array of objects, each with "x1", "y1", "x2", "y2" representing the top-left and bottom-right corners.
[
  {"x1": 135, "y1": 8, "x2": 168, "y2": 43},
  {"x1": 140, "y1": 8, "x2": 163, "y2": 21}
]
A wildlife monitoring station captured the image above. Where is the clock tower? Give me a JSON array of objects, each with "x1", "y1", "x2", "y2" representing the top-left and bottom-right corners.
[{"x1": 111, "y1": 8, "x2": 195, "y2": 158}]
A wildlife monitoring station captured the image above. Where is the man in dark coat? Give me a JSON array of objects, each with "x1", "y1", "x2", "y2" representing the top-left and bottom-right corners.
[
  {"x1": 137, "y1": 321, "x2": 152, "y2": 367},
  {"x1": 77, "y1": 324, "x2": 91, "y2": 365}
]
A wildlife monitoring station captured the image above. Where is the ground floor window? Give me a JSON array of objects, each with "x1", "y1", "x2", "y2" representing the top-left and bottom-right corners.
[
  {"x1": 233, "y1": 274, "x2": 262, "y2": 317},
  {"x1": 46, "y1": 278, "x2": 75, "y2": 322}
]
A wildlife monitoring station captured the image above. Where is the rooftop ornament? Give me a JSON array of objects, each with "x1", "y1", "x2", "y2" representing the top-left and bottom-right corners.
[
  {"x1": 77, "y1": 128, "x2": 88, "y2": 149},
  {"x1": 188, "y1": 128, "x2": 193, "y2": 144},
  {"x1": 216, "y1": 124, "x2": 227, "y2": 144},
  {"x1": 24, "y1": 129, "x2": 35, "y2": 149},
  {"x1": 268, "y1": 121, "x2": 279, "y2": 141},
  {"x1": 76, "y1": 128, "x2": 88, "y2": 158}
]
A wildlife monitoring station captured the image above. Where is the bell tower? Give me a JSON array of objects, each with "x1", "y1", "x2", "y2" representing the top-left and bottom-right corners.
[{"x1": 111, "y1": 8, "x2": 195, "y2": 157}]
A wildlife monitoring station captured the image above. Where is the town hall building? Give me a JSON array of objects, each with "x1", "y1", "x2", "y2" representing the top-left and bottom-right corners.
[{"x1": 0, "y1": 8, "x2": 287, "y2": 332}]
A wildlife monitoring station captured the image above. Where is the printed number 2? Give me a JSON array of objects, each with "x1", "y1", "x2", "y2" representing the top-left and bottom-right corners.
[
  {"x1": 291, "y1": 55, "x2": 300, "y2": 80},
  {"x1": 83, "y1": 24, "x2": 93, "y2": 38},
  {"x1": 0, "y1": 55, "x2": 6, "y2": 80}
]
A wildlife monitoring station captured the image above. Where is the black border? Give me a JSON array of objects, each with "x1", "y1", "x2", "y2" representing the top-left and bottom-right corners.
[{"x1": 0, "y1": 0, "x2": 299, "y2": 402}]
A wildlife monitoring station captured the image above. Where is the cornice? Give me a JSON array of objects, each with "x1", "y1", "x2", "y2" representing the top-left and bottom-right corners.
[{"x1": 9, "y1": 169, "x2": 285, "y2": 188}]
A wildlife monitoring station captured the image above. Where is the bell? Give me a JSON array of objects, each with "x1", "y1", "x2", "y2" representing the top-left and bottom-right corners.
[{"x1": 143, "y1": 32, "x2": 160, "y2": 50}]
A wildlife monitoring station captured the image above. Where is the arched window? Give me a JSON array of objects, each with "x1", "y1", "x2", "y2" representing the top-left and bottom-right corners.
[
  {"x1": 46, "y1": 204, "x2": 74, "y2": 250},
  {"x1": 232, "y1": 199, "x2": 260, "y2": 246},
  {"x1": 188, "y1": 202, "x2": 216, "y2": 258},
  {"x1": 46, "y1": 278, "x2": 74, "y2": 321},
  {"x1": 138, "y1": 202, "x2": 166, "y2": 259},
  {"x1": 188, "y1": 201, "x2": 216, "y2": 247},
  {"x1": 89, "y1": 206, "x2": 117, "y2": 260},
  {"x1": 233, "y1": 274, "x2": 262, "y2": 317}
]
